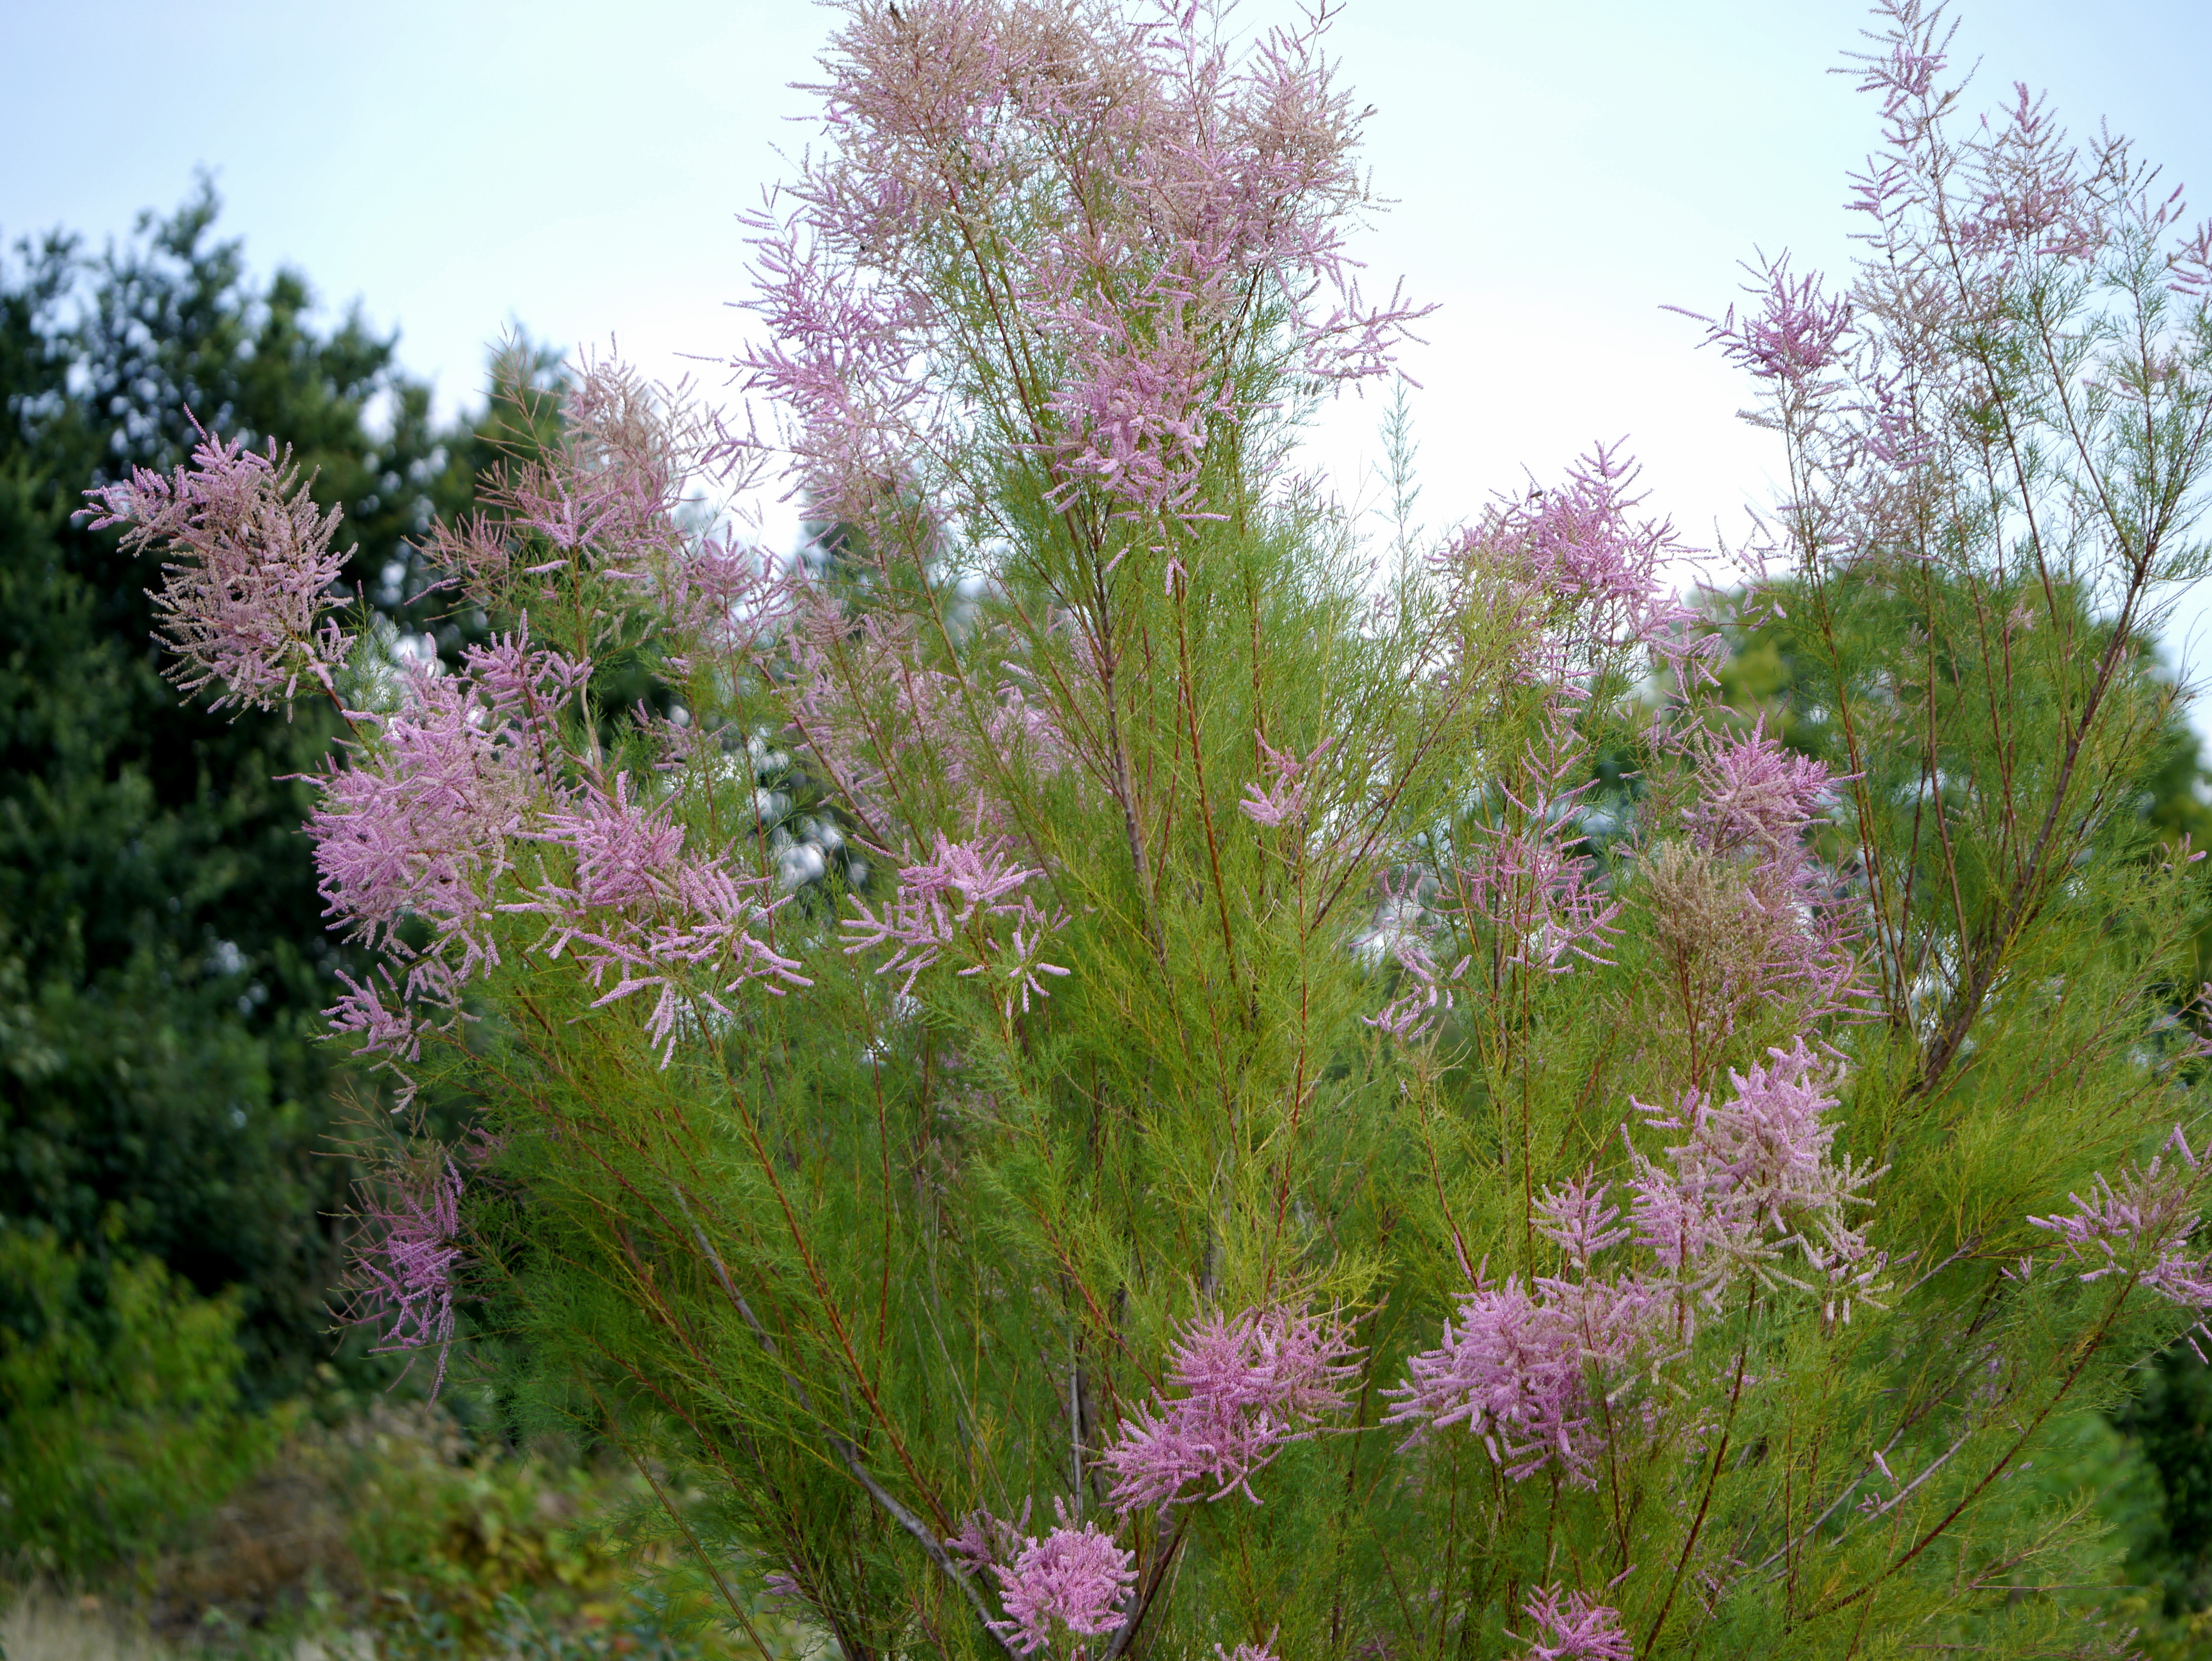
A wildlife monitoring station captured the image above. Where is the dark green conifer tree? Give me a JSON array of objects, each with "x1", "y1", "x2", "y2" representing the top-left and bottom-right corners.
[{"x1": 0, "y1": 184, "x2": 497, "y2": 1400}]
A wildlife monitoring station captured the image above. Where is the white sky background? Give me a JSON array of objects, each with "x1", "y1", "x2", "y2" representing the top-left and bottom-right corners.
[{"x1": 7, "y1": 0, "x2": 2212, "y2": 686}]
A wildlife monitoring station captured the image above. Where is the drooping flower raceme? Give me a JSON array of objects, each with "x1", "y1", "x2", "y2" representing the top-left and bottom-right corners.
[
  {"x1": 80, "y1": 424, "x2": 356, "y2": 711},
  {"x1": 349, "y1": 1154, "x2": 464, "y2": 1395},
  {"x1": 1104, "y1": 1303, "x2": 1360, "y2": 1511}
]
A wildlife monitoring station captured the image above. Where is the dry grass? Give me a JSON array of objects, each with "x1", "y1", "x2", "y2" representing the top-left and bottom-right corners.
[
  {"x1": 0, "y1": 1591, "x2": 379, "y2": 1661},
  {"x1": 0, "y1": 1593, "x2": 169, "y2": 1661}
]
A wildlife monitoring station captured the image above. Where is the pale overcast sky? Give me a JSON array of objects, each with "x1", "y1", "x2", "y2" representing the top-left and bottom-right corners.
[{"x1": 7, "y1": 0, "x2": 2212, "y2": 668}]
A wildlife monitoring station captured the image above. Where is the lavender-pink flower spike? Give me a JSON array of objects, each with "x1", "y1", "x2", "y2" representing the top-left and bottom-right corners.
[
  {"x1": 946, "y1": 1501, "x2": 1033, "y2": 1577},
  {"x1": 80, "y1": 422, "x2": 356, "y2": 712},
  {"x1": 1519, "y1": 1586, "x2": 1632, "y2": 1661},
  {"x1": 1668, "y1": 252, "x2": 1852, "y2": 393},
  {"x1": 1382, "y1": 1275, "x2": 1630, "y2": 1487},
  {"x1": 309, "y1": 643, "x2": 584, "y2": 993},
  {"x1": 327, "y1": 965, "x2": 427, "y2": 1109},
  {"x1": 1438, "y1": 444, "x2": 1709, "y2": 689},
  {"x1": 1447, "y1": 713, "x2": 1623, "y2": 985},
  {"x1": 1627, "y1": 1041, "x2": 1885, "y2": 1320},
  {"x1": 1363, "y1": 937, "x2": 1456, "y2": 1045},
  {"x1": 987, "y1": 1501, "x2": 1135, "y2": 1656},
  {"x1": 1533, "y1": 1172, "x2": 1632, "y2": 1270},
  {"x1": 511, "y1": 774, "x2": 811, "y2": 1065},
  {"x1": 739, "y1": 0, "x2": 1429, "y2": 539},
  {"x1": 1686, "y1": 717, "x2": 1840, "y2": 859},
  {"x1": 1679, "y1": 720, "x2": 1873, "y2": 1028},
  {"x1": 1046, "y1": 293, "x2": 1228, "y2": 524}
]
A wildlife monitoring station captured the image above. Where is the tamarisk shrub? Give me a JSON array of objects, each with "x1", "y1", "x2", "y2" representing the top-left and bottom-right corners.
[{"x1": 89, "y1": 0, "x2": 2212, "y2": 1655}]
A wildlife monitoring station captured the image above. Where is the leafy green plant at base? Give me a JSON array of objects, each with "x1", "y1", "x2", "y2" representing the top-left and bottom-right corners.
[
  {"x1": 0, "y1": 1226, "x2": 286, "y2": 1574},
  {"x1": 118, "y1": 1400, "x2": 791, "y2": 1661}
]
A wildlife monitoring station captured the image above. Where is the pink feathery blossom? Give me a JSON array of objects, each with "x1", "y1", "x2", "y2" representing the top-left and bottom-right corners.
[
  {"x1": 659, "y1": 531, "x2": 785, "y2": 663},
  {"x1": 1437, "y1": 445, "x2": 1710, "y2": 688},
  {"x1": 781, "y1": 585, "x2": 979, "y2": 805},
  {"x1": 512, "y1": 774, "x2": 811, "y2": 1064},
  {"x1": 1685, "y1": 719, "x2": 1838, "y2": 858},
  {"x1": 1239, "y1": 733, "x2": 1335, "y2": 830},
  {"x1": 310, "y1": 659, "x2": 548, "y2": 983},
  {"x1": 1628, "y1": 1041, "x2": 1885, "y2": 1319},
  {"x1": 1669, "y1": 254, "x2": 1852, "y2": 392},
  {"x1": 1047, "y1": 295, "x2": 1225, "y2": 522},
  {"x1": 738, "y1": 0, "x2": 1427, "y2": 538},
  {"x1": 1439, "y1": 715, "x2": 1622, "y2": 991},
  {"x1": 507, "y1": 456, "x2": 647, "y2": 555},
  {"x1": 309, "y1": 629, "x2": 591, "y2": 1060},
  {"x1": 327, "y1": 965, "x2": 427, "y2": 1107},
  {"x1": 2170, "y1": 218, "x2": 2212, "y2": 298},
  {"x1": 1363, "y1": 937, "x2": 1459, "y2": 1045},
  {"x1": 1662, "y1": 720, "x2": 1872, "y2": 1030},
  {"x1": 460, "y1": 630, "x2": 594, "y2": 744},
  {"x1": 1533, "y1": 1172, "x2": 1633, "y2": 1270},
  {"x1": 2030, "y1": 1127, "x2": 2212, "y2": 1345},
  {"x1": 1104, "y1": 1303, "x2": 1360, "y2": 1512},
  {"x1": 987, "y1": 1502, "x2": 1135, "y2": 1656},
  {"x1": 80, "y1": 423, "x2": 355, "y2": 712},
  {"x1": 506, "y1": 352, "x2": 697, "y2": 566},
  {"x1": 1383, "y1": 1273, "x2": 1652, "y2": 1488},
  {"x1": 947, "y1": 1502, "x2": 1033, "y2": 1576},
  {"x1": 842, "y1": 834, "x2": 1071, "y2": 1017},
  {"x1": 1519, "y1": 1586, "x2": 1632, "y2": 1661}
]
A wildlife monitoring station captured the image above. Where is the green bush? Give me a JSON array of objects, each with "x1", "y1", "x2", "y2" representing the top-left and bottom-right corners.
[
  {"x1": 0, "y1": 1226, "x2": 285, "y2": 1572},
  {"x1": 142, "y1": 1400, "x2": 808, "y2": 1661}
]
